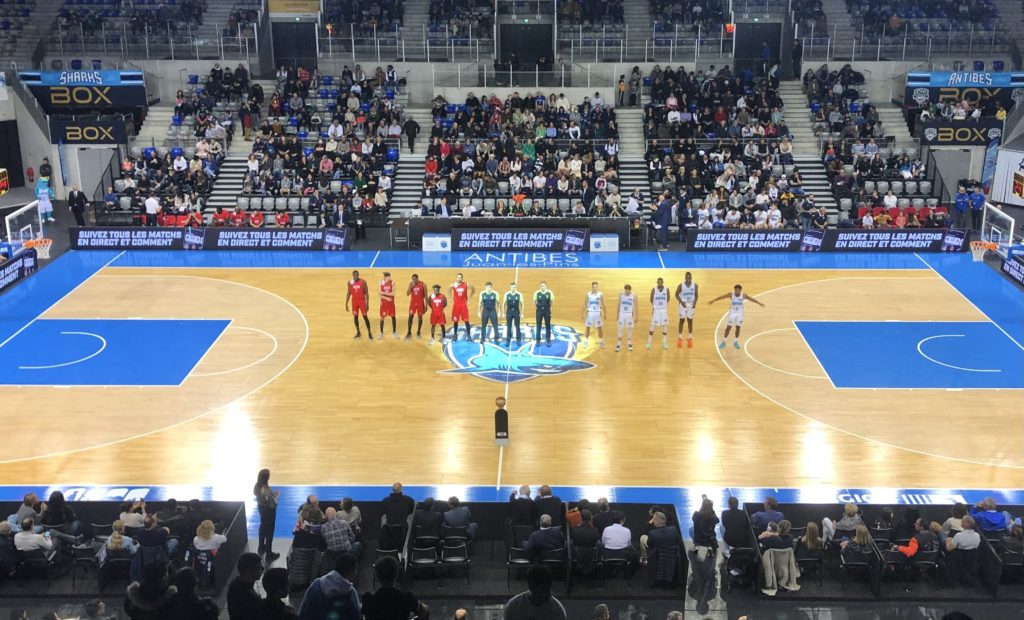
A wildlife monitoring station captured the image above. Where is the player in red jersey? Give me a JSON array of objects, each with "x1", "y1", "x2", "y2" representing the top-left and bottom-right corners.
[
  {"x1": 378, "y1": 272, "x2": 398, "y2": 340},
  {"x1": 406, "y1": 273, "x2": 427, "y2": 340},
  {"x1": 345, "y1": 269, "x2": 372, "y2": 339},
  {"x1": 428, "y1": 284, "x2": 448, "y2": 345},
  {"x1": 449, "y1": 272, "x2": 476, "y2": 341}
]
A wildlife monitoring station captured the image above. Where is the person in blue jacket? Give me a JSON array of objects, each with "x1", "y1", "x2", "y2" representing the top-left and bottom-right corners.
[
  {"x1": 953, "y1": 186, "x2": 970, "y2": 230},
  {"x1": 298, "y1": 553, "x2": 360, "y2": 620},
  {"x1": 969, "y1": 188, "x2": 986, "y2": 232}
]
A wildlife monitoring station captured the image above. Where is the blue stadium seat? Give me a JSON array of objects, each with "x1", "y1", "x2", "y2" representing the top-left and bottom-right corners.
[
  {"x1": 303, "y1": 147, "x2": 314, "y2": 157},
  {"x1": 70, "y1": 59, "x2": 83, "y2": 70},
  {"x1": 994, "y1": 60, "x2": 1005, "y2": 71},
  {"x1": 172, "y1": 116, "x2": 182, "y2": 126},
  {"x1": 187, "y1": 74, "x2": 198, "y2": 85},
  {"x1": 386, "y1": 147, "x2": 399, "y2": 162},
  {"x1": 143, "y1": 147, "x2": 156, "y2": 159},
  {"x1": 288, "y1": 116, "x2": 299, "y2": 126},
  {"x1": 297, "y1": 131, "x2": 308, "y2": 140},
  {"x1": 974, "y1": 60, "x2": 985, "y2": 71},
  {"x1": 91, "y1": 59, "x2": 102, "y2": 70},
  {"x1": 170, "y1": 147, "x2": 183, "y2": 158},
  {"x1": 322, "y1": 76, "x2": 333, "y2": 86}
]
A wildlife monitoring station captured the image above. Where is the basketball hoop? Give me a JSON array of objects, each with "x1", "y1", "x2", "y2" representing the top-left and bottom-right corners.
[
  {"x1": 969, "y1": 240, "x2": 997, "y2": 262},
  {"x1": 24, "y1": 237, "x2": 53, "y2": 260}
]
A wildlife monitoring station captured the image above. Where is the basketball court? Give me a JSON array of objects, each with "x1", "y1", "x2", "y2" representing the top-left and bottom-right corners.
[{"x1": 0, "y1": 247, "x2": 1022, "y2": 499}]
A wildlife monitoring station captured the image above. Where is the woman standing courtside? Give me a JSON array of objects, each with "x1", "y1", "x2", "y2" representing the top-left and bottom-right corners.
[{"x1": 253, "y1": 469, "x2": 280, "y2": 561}]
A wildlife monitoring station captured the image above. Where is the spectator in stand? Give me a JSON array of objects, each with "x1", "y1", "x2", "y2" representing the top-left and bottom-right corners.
[
  {"x1": 14, "y1": 518, "x2": 52, "y2": 552},
  {"x1": 124, "y1": 561, "x2": 177, "y2": 619},
  {"x1": 690, "y1": 498, "x2": 719, "y2": 549},
  {"x1": 971, "y1": 498, "x2": 1014, "y2": 533},
  {"x1": 256, "y1": 567, "x2": 297, "y2": 620},
  {"x1": 361, "y1": 556, "x2": 426, "y2": 620},
  {"x1": 193, "y1": 520, "x2": 227, "y2": 553},
  {"x1": 534, "y1": 485, "x2": 563, "y2": 527},
  {"x1": 751, "y1": 496, "x2": 784, "y2": 532},
  {"x1": 571, "y1": 509, "x2": 601, "y2": 549},
  {"x1": 504, "y1": 566, "x2": 566, "y2": 620},
  {"x1": 443, "y1": 496, "x2": 478, "y2": 540},
  {"x1": 720, "y1": 496, "x2": 750, "y2": 556},
  {"x1": 227, "y1": 552, "x2": 264, "y2": 620},
  {"x1": 509, "y1": 485, "x2": 535, "y2": 526},
  {"x1": 297, "y1": 554, "x2": 361, "y2": 620},
  {"x1": 167, "y1": 567, "x2": 220, "y2": 620},
  {"x1": 524, "y1": 514, "x2": 564, "y2": 554}
]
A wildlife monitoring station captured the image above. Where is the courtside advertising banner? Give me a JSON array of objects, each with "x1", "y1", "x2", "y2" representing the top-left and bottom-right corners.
[
  {"x1": 452, "y1": 228, "x2": 589, "y2": 251},
  {"x1": 1002, "y1": 255, "x2": 1024, "y2": 287},
  {"x1": 0, "y1": 248, "x2": 38, "y2": 294},
  {"x1": 686, "y1": 229, "x2": 968, "y2": 252},
  {"x1": 70, "y1": 227, "x2": 350, "y2": 250}
]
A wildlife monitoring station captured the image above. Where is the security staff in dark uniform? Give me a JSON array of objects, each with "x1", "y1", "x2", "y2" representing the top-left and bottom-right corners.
[
  {"x1": 504, "y1": 282, "x2": 524, "y2": 347},
  {"x1": 478, "y1": 282, "x2": 500, "y2": 343},
  {"x1": 533, "y1": 281, "x2": 553, "y2": 345},
  {"x1": 68, "y1": 184, "x2": 88, "y2": 226}
]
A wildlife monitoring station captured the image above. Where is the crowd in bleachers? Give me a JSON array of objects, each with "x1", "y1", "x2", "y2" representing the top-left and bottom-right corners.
[
  {"x1": 639, "y1": 66, "x2": 813, "y2": 231},
  {"x1": 237, "y1": 64, "x2": 404, "y2": 227},
  {"x1": 56, "y1": 0, "x2": 205, "y2": 37},
  {"x1": 429, "y1": 0, "x2": 492, "y2": 40},
  {"x1": 803, "y1": 63, "x2": 949, "y2": 226},
  {"x1": 649, "y1": 0, "x2": 725, "y2": 30},
  {"x1": 225, "y1": 3, "x2": 260, "y2": 39},
  {"x1": 418, "y1": 91, "x2": 629, "y2": 217},
  {"x1": 850, "y1": 0, "x2": 999, "y2": 36},
  {"x1": 558, "y1": 0, "x2": 624, "y2": 26},
  {"x1": 323, "y1": 0, "x2": 404, "y2": 38}
]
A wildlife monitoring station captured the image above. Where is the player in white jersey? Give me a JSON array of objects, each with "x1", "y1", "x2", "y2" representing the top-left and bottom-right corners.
[
  {"x1": 708, "y1": 284, "x2": 765, "y2": 349},
  {"x1": 615, "y1": 284, "x2": 638, "y2": 352},
  {"x1": 675, "y1": 271, "x2": 699, "y2": 348},
  {"x1": 581, "y1": 281, "x2": 606, "y2": 348},
  {"x1": 647, "y1": 277, "x2": 670, "y2": 349}
]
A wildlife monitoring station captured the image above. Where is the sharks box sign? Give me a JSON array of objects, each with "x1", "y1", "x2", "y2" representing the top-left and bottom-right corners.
[{"x1": 919, "y1": 118, "x2": 1004, "y2": 146}]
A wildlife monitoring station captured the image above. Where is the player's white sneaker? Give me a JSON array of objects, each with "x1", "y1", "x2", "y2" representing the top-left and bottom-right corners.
[
  {"x1": 662, "y1": 341, "x2": 668, "y2": 350},
  {"x1": 599, "y1": 341, "x2": 605, "y2": 349},
  {"x1": 377, "y1": 333, "x2": 383, "y2": 341},
  {"x1": 429, "y1": 338, "x2": 435, "y2": 345},
  {"x1": 583, "y1": 339, "x2": 589, "y2": 348},
  {"x1": 628, "y1": 343, "x2": 633, "y2": 352},
  {"x1": 646, "y1": 342, "x2": 652, "y2": 350},
  {"x1": 394, "y1": 332, "x2": 400, "y2": 339},
  {"x1": 615, "y1": 343, "x2": 621, "y2": 352}
]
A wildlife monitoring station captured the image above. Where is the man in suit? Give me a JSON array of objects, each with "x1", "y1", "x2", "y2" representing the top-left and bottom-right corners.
[
  {"x1": 382, "y1": 482, "x2": 416, "y2": 527},
  {"x1": 68, "y1": 184, "x2": 88, "y2": 226},
  {"x1": 403, "y1": 117, "x2": 421, "y2": 154},
  {"x1": 592, "y1": 498, "x2": 621, "y2": 532},
  {"x1": 443, "y1": 496, "x2": 478, "y2": 540},
  {"x1": 509, "y1": 485, "x2": 534, "y2": 526},
  {"x1": 411, "y1": 498, "x2": 443, "y2": 540},
  {"x1": 652, "y1": 192, "x2": 673, "y2": 250},
  {"x1": 534, "y1": 485, "x2": 563, "y2": 527},
  {"x1": 569, "y1": 510, "x2": 600, "y2": 549},
  {"x1": 524, "y1": 515, "x2": 564, "y2": 555},
  {"x1": 642, "y1": 511, "x2": 680, "y2": 560}
]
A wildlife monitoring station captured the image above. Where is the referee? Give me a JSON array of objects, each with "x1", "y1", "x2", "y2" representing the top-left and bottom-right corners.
[
  {"x1": 478, "y1": 282, "x2": 500, "y2": 343},
  {"x1": 534, "y1": 281, "x2": 554, "y2": 345},
  {"x1": 504, "y1": 283, "x2": 524, "y2": 347}
]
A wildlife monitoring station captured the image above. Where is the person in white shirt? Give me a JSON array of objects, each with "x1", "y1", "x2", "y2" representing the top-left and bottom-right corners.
[
  {"x1": 172, "y1": 155, "x2": 188, "y2": 174},
  {"x1": 767, "y1": 205, "x2": 783, "y2": 229},
  {"x1": 119, "y1": 500, "x2": 147, "y2": 530},
  {"x1": 725, "y1": 207, "x2": 741, "y2": 228},
  {"x1": 193, "y1": 519, "x2": 228, "y2": 552},
  {"x1": 592, "y1": 91, "x2": 605, "y2": 108},
  {"x1": 882, "y1": 191, "x2": 898, "y2": 209},
  {"x1": 601, "y1": 514, "x2": 634, "y2": 551},
  {"x1": 14, "y1": 519, "x2": 52, "y2": 552},
  {"x1": 861, "y1": 211, "x2": 874, "y2": 228},
  {"x1": 144, "y1": 195, "x2": 161, "y2": 226},
  {"x1": 378, "y1": 174, "x2": 392, "y2": 193},
  {"x1": 328, "y1": 121, "x2": 344, "y2": 140},
  {"x1": 106, "y1": 520, "x2": 137, "y2": 554}
]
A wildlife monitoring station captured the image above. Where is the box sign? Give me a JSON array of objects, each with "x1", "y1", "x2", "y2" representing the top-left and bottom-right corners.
[
  {"x1": 70, "y1": 227, "x2": 350, "y2": 250},
  {"x1": 452, "y1": 228, "x2": 589, "y2": 251},
  {"x1": 19, "y1": 70, "x2": 147, "y2": 113},
  {"x1": 685, "y1": 229, "x2": 967, "y2": 252},
  {"x1": 49, "y1": 117, "x2": 128, "y2": 145},
  {"x1": 905, "y1": 71, "x2": 1024, "y2": 108},
  {"x1": 918, "y1": 118, "x2": 1003, "y2": 146},
  {"x1": 268, "y1": 0, "x2": 319, "y2": 12}
]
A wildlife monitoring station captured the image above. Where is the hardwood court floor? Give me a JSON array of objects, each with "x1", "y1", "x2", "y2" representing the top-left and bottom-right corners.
[{"x1": 1, "y1": 265, "x2": 1022, "y2": 491}]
